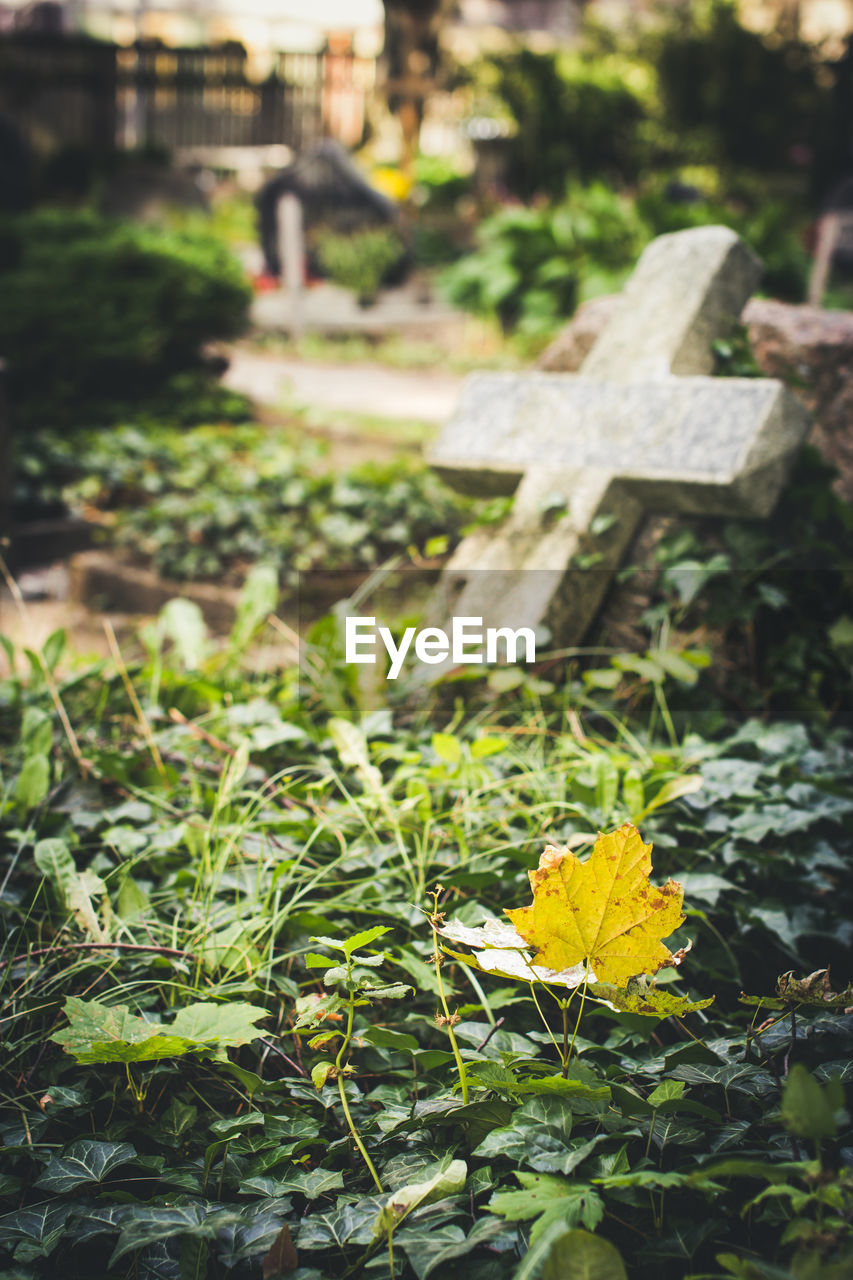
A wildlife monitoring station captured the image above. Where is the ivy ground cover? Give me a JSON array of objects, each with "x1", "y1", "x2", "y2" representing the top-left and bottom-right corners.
[{"x1": 0, "y1": 594, "x2": 852, "y2": 1280}]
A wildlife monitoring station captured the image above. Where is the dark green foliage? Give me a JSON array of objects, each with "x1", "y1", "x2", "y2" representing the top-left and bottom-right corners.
[
  {"x1": 0, "y1": 601, "x2": 852, "y2": 1278},
  {"x1": 18, "y1": 424, "x2": 475, "y2": 585},
  {"x1": 0, "y1": 209, "x2": 251, "y2": 430},
  {"x1": 487, "y1": 49, "x2": 649, "y2": 199},
  {"x1": 656, "y1": 1, "x2": 825, "y2": 174},
  {"x1": 642, "y1": 447, "x2": 853, "y2": 728},
  {"x1": 413, "y1": 154, "x2": 471, "y2": 211}
]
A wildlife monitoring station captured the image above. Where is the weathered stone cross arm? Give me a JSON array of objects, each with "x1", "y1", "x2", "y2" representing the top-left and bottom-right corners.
[
  {"x1": 427, "y1": 226, "x2": 811, "y2": 646},
  {"x1": 430, "y1": 371, "x2": 804, "y2": 518}
]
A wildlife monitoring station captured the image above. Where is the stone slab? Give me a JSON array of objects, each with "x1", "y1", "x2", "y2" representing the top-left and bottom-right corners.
[{"x1": 431, "y1": 373, "x2": 808, "y2": 515}]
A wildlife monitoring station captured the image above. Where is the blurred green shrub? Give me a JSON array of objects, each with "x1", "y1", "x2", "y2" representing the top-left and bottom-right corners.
[
  {"x1": 441, "y1": 185, "x2": 645, "y2": 334},
  {"x1": 313, "y1": 225, "x2": 406, "y2": 305},
  {"x1": 412, "y1": 154, "x2": 472, "y2": 209},
  {"x1": 0, "y1": 209, "x2": 251, "y2": 430},
  {"x1": 481, "y1": 48, "x2": 652, "y2": 198},
  {"x1": 446, "y1": 170, "x2": 810, "y2": 333}
]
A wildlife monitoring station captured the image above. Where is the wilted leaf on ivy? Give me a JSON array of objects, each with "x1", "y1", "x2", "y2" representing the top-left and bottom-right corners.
[
  {"x1": 436, "y1": 919, "x2": 589, "y2": 990},
  {"x1": 261, "y1": 1222, "x2": 298, "y2": 1277},
  {"x1": 777, "y1": 969, "x2": 853, "y2": 1007},
  {"x1": 34, "y1": 838, "x2": 107, "y2": 943},
  {"x1": 740, "y1": 969, "x2": 853, "y2": 1013},
  {"x1": 589, "y1": 983, "x2": 713, "y2": 1018},
  {"x1": 373, "y1": 1159, "x2": 467, "y2": 1240},
  {"x1": 506, "y1": 825, "x2": 685, "y2": 986}
]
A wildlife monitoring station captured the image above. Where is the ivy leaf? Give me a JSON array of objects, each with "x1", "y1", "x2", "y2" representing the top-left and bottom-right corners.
[
  {"x1": 670, "y1": 1062, "x2": 777, "y2": 1098},
  {"x1": 474, "y1": 1096, "x2": 608, "y2": 1175},
  {"x1": 506, "y1": 824, "x2": 685, "y2": 986},
  {"x1": 34, "y1": 1140, "x2": 137, "y2": 1193},
  {"x1": 109, "y1": 1206, "x2": 231, "y2": 1266},
  {"x1": 0, "y1": 1204, "x2": 73, "y2": 1257},
  {"x1": 397, "y1": 1217, "x2": 506, "y2": 1280},
  {"x1": 282, "y1": 1167, "x2": 344, "y2": 1199}
]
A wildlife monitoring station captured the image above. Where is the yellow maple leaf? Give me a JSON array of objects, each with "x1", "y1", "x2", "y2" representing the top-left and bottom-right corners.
[{"x1": 505, "y1": 824, "x2": 685, "y2": 986}]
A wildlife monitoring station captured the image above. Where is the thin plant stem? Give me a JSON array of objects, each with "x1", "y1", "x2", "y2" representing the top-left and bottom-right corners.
[
  {"x1": 429, "y1": 890, "x2": 468, "y2": 1104},
  {"x1": 104, "y1": 619, "x2": 166, "y2": 781},
  {"x1": 336, "y1": 1061, "x2": 383, "y2": 1193},
  {"x1": 568, "y1": 964, "x2": 590, "y2": 1062},
  {"x1": 654, "y1": 683, "x2": 679, "y2": 750},
  {"x1": 0, "y1": 941, "x2": 196, "y2": 971},
  {"x1": 0, "y1": 552, "x2": 87, "y2": 772},
  {"x1": 463, "y1": 964, "x2": 495, "y2": 1025},
  {"x1": 562, "y1": 1001, "x2": 570, "y2": 1078},
  {"x1": 335, "y1": 971, "x2": 383, "y2": 1193},
  {"x1": 527, "y1": 981, "x2": 562, "y2": 1061}
]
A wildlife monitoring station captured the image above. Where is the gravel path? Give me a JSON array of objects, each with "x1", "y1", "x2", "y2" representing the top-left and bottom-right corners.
[{"x1": 222, "y1": 346, "x2": 463, "y2": 425}]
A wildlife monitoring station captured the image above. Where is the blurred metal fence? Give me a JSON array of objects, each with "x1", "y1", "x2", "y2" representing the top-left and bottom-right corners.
[{"x1": 0, "y1": 33, "x2": 374, "y2": 155}]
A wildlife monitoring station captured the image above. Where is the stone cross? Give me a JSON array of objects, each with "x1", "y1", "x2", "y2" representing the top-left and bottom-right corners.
[
  {"x1": 277, "y1": 193, "x2": 305, "y2": 337},
  {"x1": 427, "y1": 226, "x2": 811, "y2": 646}
]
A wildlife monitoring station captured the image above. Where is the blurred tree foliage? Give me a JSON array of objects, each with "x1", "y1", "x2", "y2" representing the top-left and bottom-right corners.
[
  {"x1": 654, "y1": 0, "x2": 826, "y2": 177},
  {"x1": 462, "y1": 1, "x2": 843, "y2": 202},
  {"x1": 483, "y1": 48, "x2": 650, "y2": 199}
]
